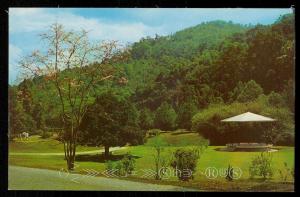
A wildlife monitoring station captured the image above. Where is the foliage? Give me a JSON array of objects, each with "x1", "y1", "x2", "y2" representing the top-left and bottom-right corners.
[
  {"x1": 154, "y1": 102, "x2": 177, "y2": 131},
  {"x1": 249, "y1": 152, "x2": 274, "y2": 179},
  {"x1": 268, "y1": 91, "x2": 286, "y2": 107},
  {"x1": 108, "y1": 153, "x2": 136, "y2": 176},
  {"x1": 177, "y1": 100, "x2": 198, "y2": 130},
  {"x1": 12, "y1": 14, "x2": 294, "y2": 152},
  {"x1": 41, "y1": 131, "x2": 53, "y2": 139},
  {"x1": 120, "y1": 153, "x2": 136, "y2": 175},
  {"x1": 18, "y1": 23, "x2": 128, "y2": 170},
  {"x1": 79, "y1": 90, "x2": 143, "y2": 157},
  {"x1": 236, "y1": 80, "x2": 264, "y2": 103},
  {"x1": 191, "y1": 98, "x2": 294, "y2": 145},
  {"x1": 278, "y1": 162, "x2": 294, "y2": 182},
  {"x1": 170, "y1": 146, "x2": 206, "y2": 181},
  {"x1": 139, "y1": 108, "x2": 154, "y2": 130}
]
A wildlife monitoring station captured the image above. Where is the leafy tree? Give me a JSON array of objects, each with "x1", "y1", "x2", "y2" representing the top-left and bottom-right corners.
[
  {"x1": 154, "y1": 102, "x2": 177, "y2": 131},
  {"x1": 20, "y1": 23, "x2": 127, "y2": 170},
  {"x1": 79, "y1": 91, "x2": 142, "y2": 158}
]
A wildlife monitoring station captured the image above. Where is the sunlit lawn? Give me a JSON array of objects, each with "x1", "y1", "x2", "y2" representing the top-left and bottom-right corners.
[
  {"x1": 9, "y1": 132, "x2": 294, "y2": 191},
  {"x1": 9, "y1": 135, "x2": 99, "y2": 153}
]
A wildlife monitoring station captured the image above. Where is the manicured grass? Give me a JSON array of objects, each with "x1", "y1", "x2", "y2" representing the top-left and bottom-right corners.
[
  {"x1": 113, "y1": 145, "x2": 294, "y2": 181},
  {"x1": 9, "y1": 132, "x2": 294, "y2": 191},
  {"x1": 9, "y1": 135, "x2": 99, "y2": 153}
]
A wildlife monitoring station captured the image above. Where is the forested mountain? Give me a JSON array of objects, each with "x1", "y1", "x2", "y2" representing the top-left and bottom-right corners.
[
  {"x1": 122, "y1": 20, "x2": 250, "y2": 90},
  {"x1": 9, "y1": 14, "x2": 295, "y2": 145}
]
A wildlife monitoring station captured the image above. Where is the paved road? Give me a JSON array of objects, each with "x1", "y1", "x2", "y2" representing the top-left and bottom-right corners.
[
  {"x1": 9, "y1": 147, "x2": 127, "y2": 156},
  {"x1": 9, "y1": 166, "x2": 198, "y2": 191}
]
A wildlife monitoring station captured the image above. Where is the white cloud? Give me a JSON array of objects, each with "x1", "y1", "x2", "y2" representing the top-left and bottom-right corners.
[{"x1": 9, "y1": 8, "x2": 166, "y2": 43}]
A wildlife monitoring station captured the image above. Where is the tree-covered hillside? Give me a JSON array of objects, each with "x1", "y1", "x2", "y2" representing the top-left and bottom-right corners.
[
  {"x1": 123, "y1": 20, "x2": 250, "y2": 90},
  {"x1": 9, "y1": 14, "x2": 295, "y2": 145}
]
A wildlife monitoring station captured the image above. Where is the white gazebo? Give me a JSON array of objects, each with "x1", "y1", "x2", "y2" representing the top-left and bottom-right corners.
[{"x1": 221, "y1": 112, "x2": 276, "y2": 151}]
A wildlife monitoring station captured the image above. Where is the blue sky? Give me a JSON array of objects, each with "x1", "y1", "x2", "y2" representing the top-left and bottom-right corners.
[{"x1": 9, "y1": 8, "x2": 293, "y2": 84}]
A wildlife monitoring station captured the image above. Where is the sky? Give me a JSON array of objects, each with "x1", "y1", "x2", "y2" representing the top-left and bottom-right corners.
[{"x1": 9, "y1": 8, "x2": 293, "y2": 84}]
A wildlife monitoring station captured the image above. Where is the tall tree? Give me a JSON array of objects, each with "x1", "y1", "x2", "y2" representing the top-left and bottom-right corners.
[
  {"x1": 79, "y1": 91, "x2": 141, "y2": 158},
  {"x1": 20, "y1": 23, "x2": 128, "y2": 170}
]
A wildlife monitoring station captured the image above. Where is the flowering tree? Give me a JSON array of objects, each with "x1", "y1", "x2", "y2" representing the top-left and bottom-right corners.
[{"x1": 19, "y1": 23, "x2": 128, "y2": 170}]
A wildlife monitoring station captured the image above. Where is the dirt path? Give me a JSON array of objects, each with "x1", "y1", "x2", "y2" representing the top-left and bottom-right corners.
[
  {"x1": 9, "y1": 146, "x2": 127, "y2": 156},
  {"x1": 9, "y1": 166, "x2": 198, "y2": 191}
]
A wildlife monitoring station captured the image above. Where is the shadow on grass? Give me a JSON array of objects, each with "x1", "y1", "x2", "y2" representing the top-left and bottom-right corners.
[
  {"x1": 170, "y1": 131, "x2": 196, "y2": 135},
  {"x1": 75, "y1": 153, "x2": 141, "y2": 163}
]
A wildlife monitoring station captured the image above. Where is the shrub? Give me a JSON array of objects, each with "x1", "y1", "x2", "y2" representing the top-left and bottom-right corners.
[
  {"x1": 107, "y1": 153, "x2": 136, "y2": 177},
  {"x1": 278, "y1": 162, "x2": 294, "y2": 182},
  {"x1": 249, "y1": 152, "x2": 274, "y2": 179},
  {"x1": 170, "y1": 146, "x2": 206, "y2": 181},
  {"x1": 121, "y1": 154, "x2": 136, "y2": 175}
]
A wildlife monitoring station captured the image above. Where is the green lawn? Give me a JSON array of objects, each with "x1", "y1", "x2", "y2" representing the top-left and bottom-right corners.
[
  {"x1": 9, "y1": 132, "x2": 294, "y2": 191},
  {"x1": 9, "y1": 135, "x2": 99, "y2": 153}
]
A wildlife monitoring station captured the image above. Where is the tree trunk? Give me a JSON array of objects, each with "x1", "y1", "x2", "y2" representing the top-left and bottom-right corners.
[
  {"x1": 104, "y1": 145, "x2": 110, "y2": 158},
  {"x1": 66, "y1": 141, "x2": 76, "y2": 170},
  {"x1": 64, "y1": 130, "x2": 77, "y2": 171}
]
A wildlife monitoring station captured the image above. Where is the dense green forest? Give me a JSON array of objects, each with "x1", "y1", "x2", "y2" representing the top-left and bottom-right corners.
[{"x1": 9, "y1": 14, "x2": 294, "y2": 146}]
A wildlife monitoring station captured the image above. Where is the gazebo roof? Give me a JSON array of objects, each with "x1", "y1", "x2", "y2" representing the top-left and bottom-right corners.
[{"x1": 221, "y1": 112, "x2": 276, "y2": 122}]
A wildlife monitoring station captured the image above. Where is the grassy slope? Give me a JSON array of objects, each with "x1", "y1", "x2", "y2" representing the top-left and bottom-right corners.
[{"x1": 9, "y1": 132, "x2": 294, "y2": 191}]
